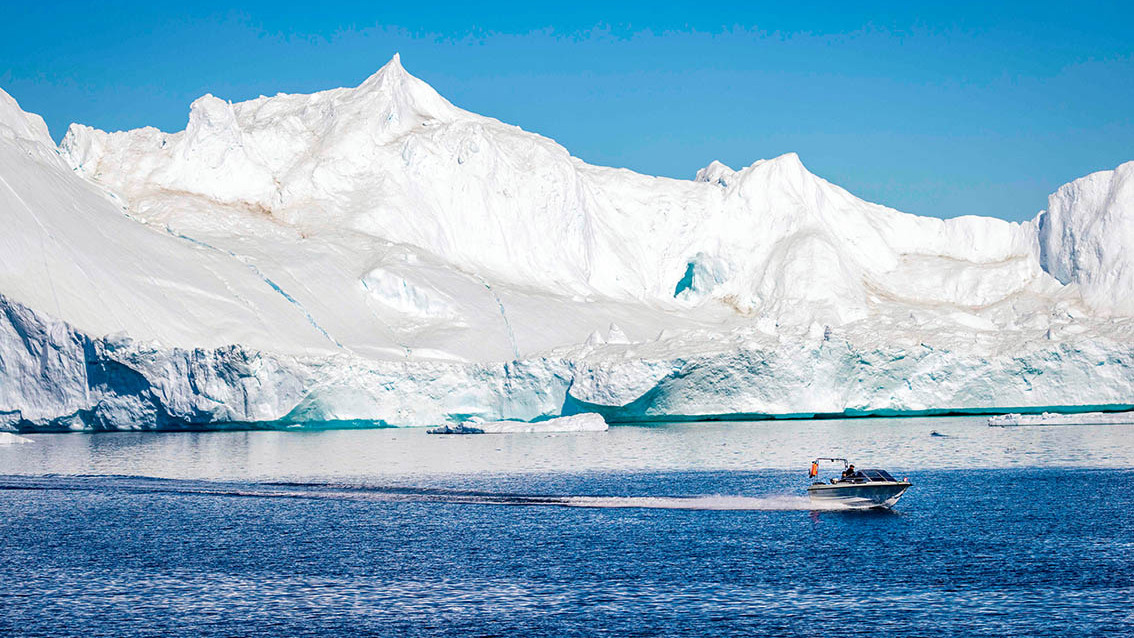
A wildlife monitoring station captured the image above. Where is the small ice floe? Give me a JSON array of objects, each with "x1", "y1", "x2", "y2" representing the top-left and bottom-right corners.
[
  {"x1": 427, "y1": 413, "x2": 608, "y2": 435},
  {"x1": 426, "y1": 423, "x2": 484, "y2": 435},
  {"x1": 988, "y1": 411, "x2": 1134, "y2": 427},
  {"x1": 0, "y1": 432, "x2": 34, "y2": 445}
]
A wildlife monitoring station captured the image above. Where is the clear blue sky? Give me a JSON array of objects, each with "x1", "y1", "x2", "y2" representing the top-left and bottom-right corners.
[{"x1": 2, "y1": 1, "x2": 1131, "y2": 221}]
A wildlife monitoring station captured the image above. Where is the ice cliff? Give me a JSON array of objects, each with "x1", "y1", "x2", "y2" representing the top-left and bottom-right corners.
[{"x1": 2, "y1": 55, "x2": 1132, "y2": 431}]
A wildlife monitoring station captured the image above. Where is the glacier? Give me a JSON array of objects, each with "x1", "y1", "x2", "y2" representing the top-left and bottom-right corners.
[{"x1": 1, "y1": 54, "x2": 1132, "y2": 432}]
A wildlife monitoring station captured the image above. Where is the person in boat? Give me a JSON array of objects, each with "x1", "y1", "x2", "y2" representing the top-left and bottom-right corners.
[{"x1": 841, "y1": 464, "x2": 856, "y2": 479}]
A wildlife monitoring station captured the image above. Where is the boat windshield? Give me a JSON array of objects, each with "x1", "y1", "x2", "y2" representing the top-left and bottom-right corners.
[{"x1": 859, "y1": 469, "x2": 897, "y2": 482}]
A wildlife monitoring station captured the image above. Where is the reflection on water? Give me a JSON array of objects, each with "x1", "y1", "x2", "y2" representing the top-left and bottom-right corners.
[{"x1": 2, "y1": 416, "x2": 1132, "y2": 480}]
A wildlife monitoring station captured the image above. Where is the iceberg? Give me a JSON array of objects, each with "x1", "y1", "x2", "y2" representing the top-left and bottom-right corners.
[{"x1": 1, "y1": 55, "x2": 1132, "y2": 431}]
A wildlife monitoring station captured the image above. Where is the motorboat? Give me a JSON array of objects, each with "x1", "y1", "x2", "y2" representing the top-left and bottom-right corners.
[{"x1": 807, "y1": 457, "x2": 910, "y2": 509}]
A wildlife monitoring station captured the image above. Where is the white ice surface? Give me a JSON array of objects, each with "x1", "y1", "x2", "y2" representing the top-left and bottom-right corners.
[{"x1": 1, "y1": 55, "x2": 1133, "y2": 430}]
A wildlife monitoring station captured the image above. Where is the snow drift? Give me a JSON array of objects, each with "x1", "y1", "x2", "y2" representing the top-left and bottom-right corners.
[{"x1": 2, "y1": 55, "x2": 1132, "y2": 431}]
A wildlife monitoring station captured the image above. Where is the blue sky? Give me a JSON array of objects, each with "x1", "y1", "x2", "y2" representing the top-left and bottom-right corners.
[{"x1": 2, "y1": 1, "x2": 1131, "y2": 221}]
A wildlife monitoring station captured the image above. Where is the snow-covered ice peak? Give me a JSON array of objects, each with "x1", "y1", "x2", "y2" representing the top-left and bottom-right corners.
[
  {"x1": 607, "y1": 323, "x2": 631, "y2": 345},
  {"x1": 695, "y1": 160, "x2": 736, "y2": 187},
  {"x1": 695, "y1": 153, "x2": 810, "y2": 192},
  {"x1": 184, "y1": 95, "x2": 241, "y2": 154},
  {"x1": 0, "y1": 88, "x2": 60, "y2": 164},
  {"x1": 59, "y1": 54, "x2": 472, "y2": 209},
  {"x1": 1037, "y1": 161, "x2": 1134, "y2": 315},
  {"x1": 353, "y1": 53, "x2": 459, "y2": 122}
]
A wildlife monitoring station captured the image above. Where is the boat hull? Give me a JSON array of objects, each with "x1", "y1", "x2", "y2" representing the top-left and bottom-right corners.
[{"x1": 807, "y1": 481, "x2": 910, "y2": 509}]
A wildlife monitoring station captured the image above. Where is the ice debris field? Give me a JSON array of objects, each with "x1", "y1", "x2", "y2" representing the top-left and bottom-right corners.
[{"x1": 1, "y1": 55, "x2": 1132, "y2": 432}]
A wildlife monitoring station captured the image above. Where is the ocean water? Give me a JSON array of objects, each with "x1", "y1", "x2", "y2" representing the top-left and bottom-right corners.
[{"x1": 2, "y1": 417, "x2": 1133, "y2": 637}]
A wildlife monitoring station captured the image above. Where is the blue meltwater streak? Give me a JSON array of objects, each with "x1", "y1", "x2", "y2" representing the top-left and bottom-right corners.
[{"x1": 1, "y1": 467, "x2": 1132, "y2": 637}]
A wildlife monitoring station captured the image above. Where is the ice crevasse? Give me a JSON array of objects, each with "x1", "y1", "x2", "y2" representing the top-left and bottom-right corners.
[{"x1": 1, "y1": 54, "x2": 1132, "y2": 431}]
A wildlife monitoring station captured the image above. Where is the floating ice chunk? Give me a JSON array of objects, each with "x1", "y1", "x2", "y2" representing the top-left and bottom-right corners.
[
  {"x1": 428, "y1": 413, "x2": 608, "y2": 434},
  {"x1": 988, "y1": 411, "x2": 1134, "y2": 427},
  {"x1": 475, "y1": 413, "x2": 608, "y2": 433},
  {"x1": 425, "y1": 423, "x2": 484, "y2": 434},
  {"x1": 0, "y1": 432, "x2": 33, "y2": 445}
]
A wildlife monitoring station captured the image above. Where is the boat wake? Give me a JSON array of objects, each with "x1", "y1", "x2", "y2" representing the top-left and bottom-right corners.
[
  {"x1": 552, "y1": 495, "x2": 850, "y2": 511},
  {"x1": 0, "y1": 475, "x2": 852, "y2": 511}
]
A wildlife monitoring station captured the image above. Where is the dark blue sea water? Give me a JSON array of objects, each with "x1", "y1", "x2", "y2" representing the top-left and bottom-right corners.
[{"x1": 2, "y1": 467, "x2": 1132, "y2": 637}]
